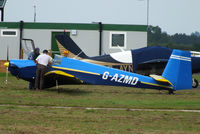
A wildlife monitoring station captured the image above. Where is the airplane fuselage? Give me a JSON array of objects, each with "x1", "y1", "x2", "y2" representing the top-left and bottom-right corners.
[{"x1": 52, "y1": 56, "x2": 173, "y2": 90}]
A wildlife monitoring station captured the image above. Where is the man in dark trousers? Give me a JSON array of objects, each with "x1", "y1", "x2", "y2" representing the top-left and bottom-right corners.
[{"x1": 35, "y1": 50, "x2": 53, "y2": 90}]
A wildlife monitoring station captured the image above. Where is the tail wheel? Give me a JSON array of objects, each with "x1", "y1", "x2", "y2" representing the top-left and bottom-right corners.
[{"x1": 192, "y1": 78, "x2": 199, "y2": 88}]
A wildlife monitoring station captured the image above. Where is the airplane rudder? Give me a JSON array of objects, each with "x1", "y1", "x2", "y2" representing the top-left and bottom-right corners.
[{"x1": 162, "y1": 49, "x2": 192, "y2": 90}]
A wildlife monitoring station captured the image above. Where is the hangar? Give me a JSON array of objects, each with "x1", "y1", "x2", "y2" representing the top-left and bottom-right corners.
[{"x1": 0, "y1": 21, "x2": 147, "y2": 71}]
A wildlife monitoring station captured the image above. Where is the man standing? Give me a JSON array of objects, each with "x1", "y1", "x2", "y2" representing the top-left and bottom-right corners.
[{"x1": 35, "y1": 50, "x2": 53, "y2": 90}]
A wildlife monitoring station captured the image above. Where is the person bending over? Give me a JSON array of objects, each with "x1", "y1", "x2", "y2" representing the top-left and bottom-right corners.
[{"x1": 35, "y1": 50, "x2": 53, "y2": 90}]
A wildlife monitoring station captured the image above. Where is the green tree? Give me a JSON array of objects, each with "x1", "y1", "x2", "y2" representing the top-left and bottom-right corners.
[{"x1": 147, "y1": 25, "x2": 200, "y2": 51}]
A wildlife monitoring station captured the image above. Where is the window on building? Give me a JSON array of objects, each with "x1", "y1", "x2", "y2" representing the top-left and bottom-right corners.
[
  {"x1": 110, "y1": 32, "x2": 126, "y2": 48},
  {"x1": 1, "y1": 30, "x2": 17, "y2": 37}
]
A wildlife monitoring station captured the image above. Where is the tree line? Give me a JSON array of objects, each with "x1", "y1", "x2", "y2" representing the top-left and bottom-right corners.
[{"x1": 148, "y1": 26, "x2": 200, "y2": 51}]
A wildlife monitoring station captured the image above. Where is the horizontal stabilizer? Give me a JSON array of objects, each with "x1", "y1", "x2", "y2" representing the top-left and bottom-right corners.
[{"x1": 150, "y1": 74, "x2": 173, "y2": 85}]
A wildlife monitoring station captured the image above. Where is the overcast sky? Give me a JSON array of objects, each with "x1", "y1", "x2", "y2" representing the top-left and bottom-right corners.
[{"x1": 2, "y1": 0, "x2": 200, "y2": 35}]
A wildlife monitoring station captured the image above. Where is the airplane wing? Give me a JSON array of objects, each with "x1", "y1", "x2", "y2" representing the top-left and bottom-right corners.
[{"x1": 43, "y1": 70, "x2": 84, "y2": 88}]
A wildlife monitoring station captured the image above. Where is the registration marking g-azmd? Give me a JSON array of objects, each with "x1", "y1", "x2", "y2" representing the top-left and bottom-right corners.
[{"x1": 102, "y1": 71, "x2": 139, "y2": 85}]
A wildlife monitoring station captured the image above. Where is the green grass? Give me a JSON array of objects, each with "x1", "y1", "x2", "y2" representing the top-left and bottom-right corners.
[
  {"x1": 193, "y1": 74, "x2": 200, "y2": 82},
  {"x1": 1, "y1": 76, "x2": 200, "y2": 110},
  {"x1": 1, "y1": 73, "x2": 200, "y2": 133},
  {"x1": 0, "y1": 106, "x2": 200, "y2": 134}
]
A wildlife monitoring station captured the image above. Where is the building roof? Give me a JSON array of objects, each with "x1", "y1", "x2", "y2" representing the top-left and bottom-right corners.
[{"x1": 0, "y1": 22, "x2": 147, "y2": 32}]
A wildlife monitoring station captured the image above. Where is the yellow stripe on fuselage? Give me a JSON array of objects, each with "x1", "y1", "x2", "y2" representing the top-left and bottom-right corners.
[
  {"x1": 52, "y1": 66, "x2": 100, "y2": 76},
  {"x1": 140, "y1": 81, "x2": 173, "y2": 89}
]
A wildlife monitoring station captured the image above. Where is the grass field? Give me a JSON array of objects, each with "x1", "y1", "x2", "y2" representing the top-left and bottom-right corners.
[{"x1": 0, "y1": 73, "x2": 200, "y2": 134}]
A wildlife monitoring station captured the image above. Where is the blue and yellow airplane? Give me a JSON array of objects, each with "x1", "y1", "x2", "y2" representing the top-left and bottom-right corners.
[{"x1": 5, "y1": 49, "x2": 192, "y2": 94}]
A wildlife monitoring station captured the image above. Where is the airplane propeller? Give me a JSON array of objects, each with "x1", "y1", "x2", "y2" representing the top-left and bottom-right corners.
[{"x1": 4, "y1": 46, "x2": 9, "y2": 84}]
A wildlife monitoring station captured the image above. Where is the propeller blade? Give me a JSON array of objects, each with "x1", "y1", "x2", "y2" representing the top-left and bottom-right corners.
[{"x1": 5, "y1": 67, "x2": 8, "y2": 84}]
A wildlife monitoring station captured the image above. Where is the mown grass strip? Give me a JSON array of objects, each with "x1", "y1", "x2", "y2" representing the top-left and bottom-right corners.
[{"x1": 0, "y1": 105, "x2": 200, "y2": 134}]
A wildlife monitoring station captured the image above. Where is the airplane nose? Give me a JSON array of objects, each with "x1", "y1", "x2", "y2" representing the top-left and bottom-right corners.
[{"x1": 4, "y1": 62, "x2": 9, "y2": 67}]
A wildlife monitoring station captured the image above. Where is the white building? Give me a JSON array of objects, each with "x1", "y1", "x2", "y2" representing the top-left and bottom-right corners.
[{"x1": 0, "y1": 21, "x2": 147, "y2": 60}]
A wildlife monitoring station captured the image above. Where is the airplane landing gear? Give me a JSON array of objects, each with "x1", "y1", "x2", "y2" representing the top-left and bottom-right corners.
[
  {"x1": 168, "y1": 89, "x2": 174, "y2": 95},
  {"x1": 192, "y1": 78, "x2": 199, "y2": 88}
]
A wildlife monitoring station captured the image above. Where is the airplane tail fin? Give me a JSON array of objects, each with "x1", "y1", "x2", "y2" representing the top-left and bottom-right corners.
[
  {"x1": 162, "y1": 50, "x2": 192, "y2": 90},
  {"x1": 55, "y1": 33, "x2": 88, "y2": 59}
]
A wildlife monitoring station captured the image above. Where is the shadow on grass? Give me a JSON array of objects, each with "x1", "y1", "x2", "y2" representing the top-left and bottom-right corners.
[
  {"x1": 126, "y1": 91, "x2": 167, "y2": 95},
  {"x1": 43, "y1": 86, "x2": 170, "y2": 96},
  {"x1": 43, "y1": 87, "x2": 92, "y2": 96}
]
